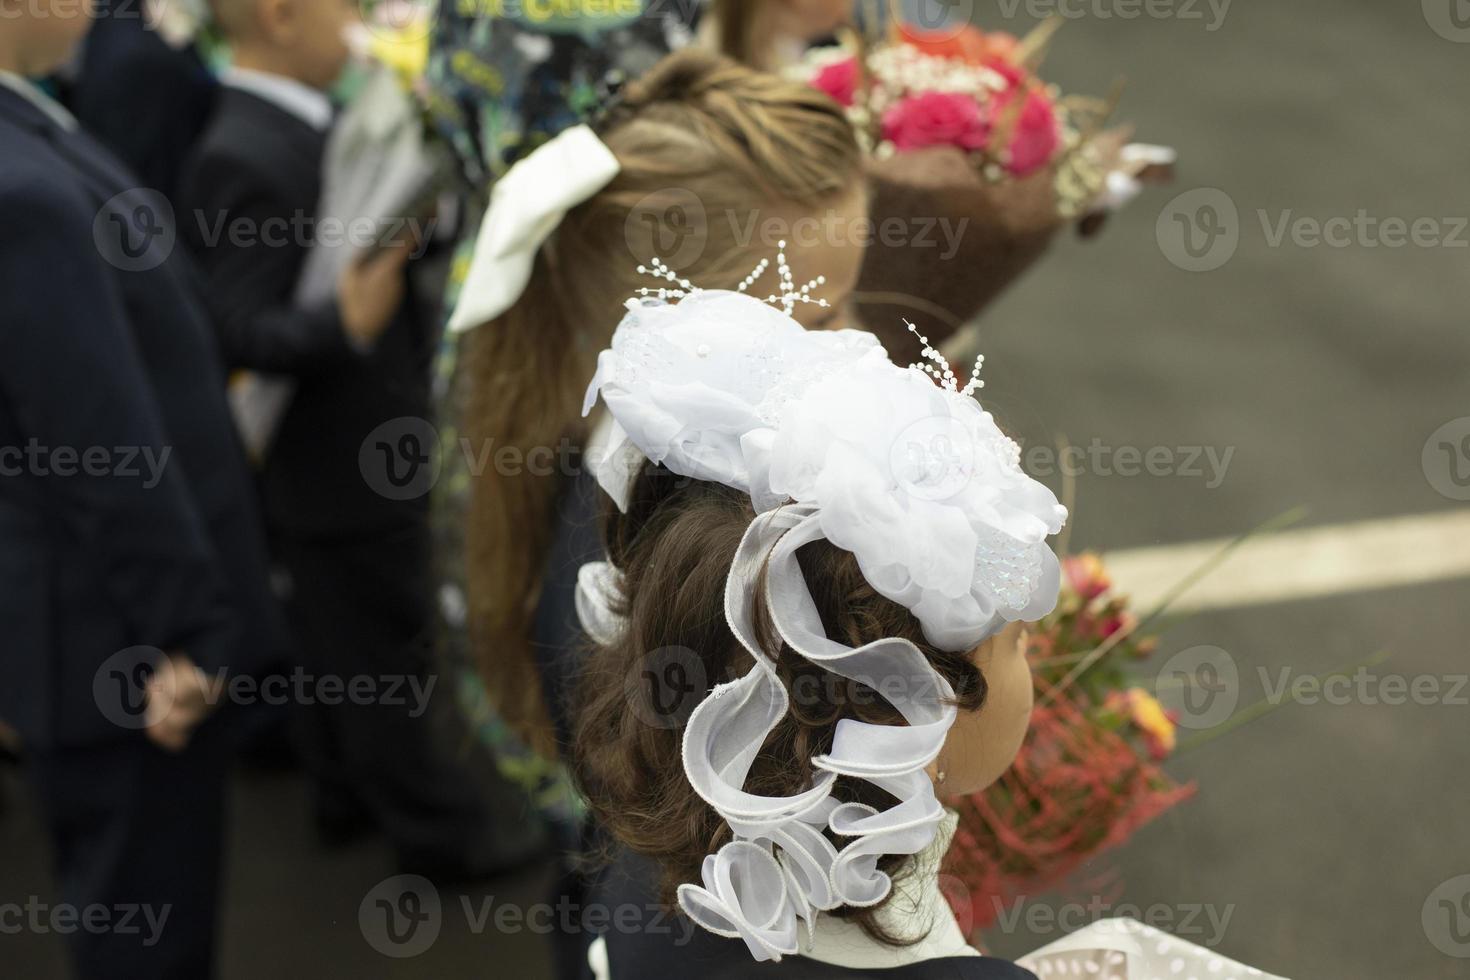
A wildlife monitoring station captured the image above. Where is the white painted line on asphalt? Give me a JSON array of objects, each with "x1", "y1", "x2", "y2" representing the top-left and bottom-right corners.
[{"x1": 1104, "y1": 509, "x2": 1470, "y2": 613}]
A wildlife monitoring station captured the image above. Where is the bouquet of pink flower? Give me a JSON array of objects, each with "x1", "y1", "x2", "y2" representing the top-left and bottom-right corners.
[
  {"x1": 797, "y1": 20, "x2": 1173, "y2": 353},
  {"x1": 941, "y1": 552, "x2": 1196, "y2": 934},
  {"x1": 805, "y1": 22, "x2": 1072, "y2": 180}
]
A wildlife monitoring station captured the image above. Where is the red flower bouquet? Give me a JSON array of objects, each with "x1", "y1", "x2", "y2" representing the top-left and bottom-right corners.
[
  {"x1": 797, "y1": 20, "x2": 1173, "y2": 353},
  {"x1": 940, "y1": 552, "x2": 1196, "y2": 934}
]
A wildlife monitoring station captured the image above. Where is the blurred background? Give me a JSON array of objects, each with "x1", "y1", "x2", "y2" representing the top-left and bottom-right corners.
[{"x1": 2, "y1": 0, "x2": 1467, "y2": 978}]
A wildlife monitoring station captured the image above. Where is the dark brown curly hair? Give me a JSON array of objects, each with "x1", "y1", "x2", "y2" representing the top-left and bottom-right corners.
[{"x1": 571, "y1": 463, "x2": 988, "y2": 944}]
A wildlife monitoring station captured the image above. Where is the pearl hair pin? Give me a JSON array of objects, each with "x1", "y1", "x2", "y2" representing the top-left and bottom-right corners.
[
  {"x1": 635, "y1": 241, "x2": 830, "y2": 316},
  {"x1": 905, "y1": 319, "x2": 985, "y2": 398}
]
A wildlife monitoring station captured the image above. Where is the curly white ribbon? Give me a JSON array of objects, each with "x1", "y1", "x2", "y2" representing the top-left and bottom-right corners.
[{"x1": 576, "y1": 503, "x2": 957, "y2": 962}]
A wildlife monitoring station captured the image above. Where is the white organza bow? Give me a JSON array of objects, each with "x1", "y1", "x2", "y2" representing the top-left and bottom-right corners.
[
  {"x1": 577, "y1": 289, "x2": 1067, "y2": 961},
  {"x1": 447, "y1": 125, "x2": 621, "y2": 333}
]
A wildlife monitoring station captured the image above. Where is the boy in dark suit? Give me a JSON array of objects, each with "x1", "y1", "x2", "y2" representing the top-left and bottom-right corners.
[
  {"x1": 177, "y1": 0, "x2": 540, "y2": 876},
  {"x1": 0, "y1": 3, "x2": 285, "y2": 977}
]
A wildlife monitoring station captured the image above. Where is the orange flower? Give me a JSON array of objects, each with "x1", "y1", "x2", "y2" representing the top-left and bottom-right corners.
[
  {"x1": 1124, "y1": 687, "x2": 1177, "y2": 759},
  {"x1": 898, "y1": 23, "x2": 1020, "y2": 66}
]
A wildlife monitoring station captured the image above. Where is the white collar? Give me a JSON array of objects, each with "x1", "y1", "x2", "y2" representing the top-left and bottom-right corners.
[
  {"x1": 0, "y1": 71, "x2": 78, "y2": 132},
  {"x1": 586, "y1": 809, "x2": 978, "y2": 980},
  {"x1": 799, "y1": 809, "x2": 980, "y2": 969},
  {"x1": 221, "y1": 66, "x2": 332, "y2": 131}
]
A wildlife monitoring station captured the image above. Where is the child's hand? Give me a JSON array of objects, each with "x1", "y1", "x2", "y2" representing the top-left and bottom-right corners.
[
  {"x1": 144, "y1": 653, "x2": 222, "y2": 753},
  {"x1": 338, "y1": 242, "x2": 413, "y2": 349}
]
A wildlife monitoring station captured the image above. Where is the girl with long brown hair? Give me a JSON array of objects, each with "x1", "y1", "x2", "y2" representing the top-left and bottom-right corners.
[{"x1": 453, "y1": 48, "x2": 868, "y2": 758}]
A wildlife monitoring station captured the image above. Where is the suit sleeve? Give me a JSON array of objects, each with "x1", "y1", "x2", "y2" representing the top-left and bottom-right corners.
[
  {"x1": 176, "y1": 149, "x2": 352, "y2": 374},
  {"x1": 0, "y1": 180, "x2": 240, "y2": 673}
]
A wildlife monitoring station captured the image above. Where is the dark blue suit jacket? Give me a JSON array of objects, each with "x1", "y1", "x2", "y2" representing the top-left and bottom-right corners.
[
  {"x1": 67, "y1": 0, "x2": 219, "y2": 204},
  {"x1": 0, "y1": 83, "x2": 284, "y2": 748}
]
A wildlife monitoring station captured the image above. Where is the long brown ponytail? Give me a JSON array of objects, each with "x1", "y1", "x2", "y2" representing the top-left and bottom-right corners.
[{"x1": 462, "y1": 48, "x2": 864, "y2": 755}]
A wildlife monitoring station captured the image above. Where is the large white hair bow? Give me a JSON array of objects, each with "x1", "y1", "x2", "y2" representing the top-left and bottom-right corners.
[
  {"x1": 446, "y1": 125, "x2": 620, "y2": 333},
  {"x1": 579, "y1": 289, "x2": 1066, "y2": 961}
]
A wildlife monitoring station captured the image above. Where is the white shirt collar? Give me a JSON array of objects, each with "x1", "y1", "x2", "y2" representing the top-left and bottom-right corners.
[
  {"x1": 0, "y1": 70, "x2": 78, "y2": 131},
  {"x1": 799, "y1": 809, "x2": 981, "y2": 969},
  {"x1": 220, "y1": 66, "x2": 333, "y2": 131},
  {"x1": 586, "y1": 810, "x2": 980, "y2": 980}
]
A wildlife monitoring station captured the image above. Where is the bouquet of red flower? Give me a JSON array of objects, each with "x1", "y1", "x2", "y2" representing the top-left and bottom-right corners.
[
  {"x1": 797, "y1": 20, "x2": 1173, "y2": 353},
  {"x1": 941, "y1": 552, "x2": 1196, "y2": 934},
  {"x1": 806, "y1": 21, "x2": 1076, "y2": 180}
]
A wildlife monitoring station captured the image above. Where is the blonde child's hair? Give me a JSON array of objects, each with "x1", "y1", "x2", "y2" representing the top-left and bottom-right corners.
[{"x1": 463, "y1": 47, "x2": 863, "y2": 755}]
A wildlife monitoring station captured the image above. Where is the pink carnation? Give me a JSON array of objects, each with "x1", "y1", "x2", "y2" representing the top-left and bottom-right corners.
[
  {"x1": 881, "y1": 91, "x2": 990, "y2": 153},
  {"x1": 811, "y1": 57, "x2": 858, "y2": 107},
  {"x1": 1001, "y1": 88, "x2": 1061, "y2": 176}
]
